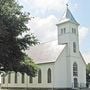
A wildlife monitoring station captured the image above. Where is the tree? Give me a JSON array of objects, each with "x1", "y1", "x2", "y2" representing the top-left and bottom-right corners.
[
  {"x1": 86, "y1": 63, "x2": 90, "y2": 81},
  {"x1": 86, "y1": 63, "x2": 90, "y2": 87},
  {"x1": 0, "y1": 0, "x2": 38, "y2": 76}
]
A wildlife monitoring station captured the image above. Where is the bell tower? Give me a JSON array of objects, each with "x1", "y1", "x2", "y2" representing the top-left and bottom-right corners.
[{"x1": 56, "y1": 5, "x2": 80, "y2": 55}]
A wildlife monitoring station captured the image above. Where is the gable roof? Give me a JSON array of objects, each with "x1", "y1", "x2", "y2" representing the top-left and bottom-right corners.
[
  {"x1": 79, "y1": 51, "x2": 86, "y2": 65},
  {"x1": 26, "y1": 41, "x2": 66, "y2": 64},
  {"x1": 57, "y1": 7, "x2": 79, "y2": 25}
]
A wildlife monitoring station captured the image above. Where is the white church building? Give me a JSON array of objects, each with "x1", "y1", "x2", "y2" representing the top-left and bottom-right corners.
[{"x1": 1, "y1": 6, "x2": 86, "y2": 90}]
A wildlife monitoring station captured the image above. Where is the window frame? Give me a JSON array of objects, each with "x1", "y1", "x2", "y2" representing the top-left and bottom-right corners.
[
  {"x1": 73, "y1": 62, "x2": 78, "y2": 76},
  {"x1": 29, "y1": 76, "x2": 33, "y2": 83},
  {"x1": 47, "y1": 68, "x2": 51, "y2": 83},
  {"x1": 61, "y1": 28, "x2": 66, "y2": 34},
  {"x1": 72, "y1": 28, "x2": 76, "y2": 34},
  {"x1": 3, "y1": 76, "x2": 5, "y2": 84},
  {"x1": 61, "y1": 28, "x2": 63, "y2": 34},
  {"x1": 15, "y1": 72, "x2": 17, "y2": 83},
  {"x1": 21, "y1": 73, "x2": 25, "y2": 83},
  {"x1": 74, "y1": 78, "x2": 78, "y2": 88},
  {"x1": 38, "y1": 69, "x2": 42, "y2": 83},
  {"x1": 73, "y1": 42, "x2": 76, "y2": 53},
  {"x1": 64, "y1": 28, "x2": 66, "y2": 33},
  {"x1": 8, "y1": 73, "x2": 11, "y2": 83}
]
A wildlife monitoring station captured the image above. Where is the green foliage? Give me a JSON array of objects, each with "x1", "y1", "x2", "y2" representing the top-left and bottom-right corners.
[
  {"x1": 20, "y1": 56, "x2": 38, "y2": 77},
  {"x1": 86, "y1": 63, "x2": 90, "y2": 82},
  {"x1": 0, "y1": 0, "x2": 38, "y2": 76}
]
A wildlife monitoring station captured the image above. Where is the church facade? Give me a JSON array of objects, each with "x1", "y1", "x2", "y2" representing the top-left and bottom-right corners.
[{"x1": 1, "y1": 6, "x2": 86, "y2": 90}]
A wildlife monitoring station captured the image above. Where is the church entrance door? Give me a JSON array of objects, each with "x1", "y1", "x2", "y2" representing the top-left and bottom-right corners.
[{"x1": 74, "y1": 78, "x2": 78, "y2": 88}]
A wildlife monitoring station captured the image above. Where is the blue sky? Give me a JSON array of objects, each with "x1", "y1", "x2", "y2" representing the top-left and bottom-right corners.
[{"x1": 18, "y1": 0, "x2": 90, "y2": 63}]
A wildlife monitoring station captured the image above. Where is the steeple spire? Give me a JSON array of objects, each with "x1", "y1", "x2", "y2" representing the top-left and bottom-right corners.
[{"x1": 57, "y1": 5, "x2": 79, "y2": 25}]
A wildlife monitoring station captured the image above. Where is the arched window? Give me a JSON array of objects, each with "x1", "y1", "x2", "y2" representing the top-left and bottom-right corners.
[
  {"x1": 73, "y1": 62, "x2": 78, "y2": 76},
  {"x1": 29, "y1": 76, "x2": 33, "y2": 83},
  {"x1": 3, "y1": 76, "x2": 5, "y2": 84},
  {"x1": 15, "y1": 72, "x2": 17, "y2": 83},
  {"x1": 21, "y1": 73, "x2": 25, "y2": 83},
  {"x1": 8, "y1": 73, "x2": 11, "y2": 83},
  {"x1": 47, "y1": 68, "x2": 51, "y2": 83},
  {"x1": 73, "y1": 42, "x2": 76, "y2": 53},
  {"x1": 38, "y1": 69, "x2": 42, "y2": 83}
]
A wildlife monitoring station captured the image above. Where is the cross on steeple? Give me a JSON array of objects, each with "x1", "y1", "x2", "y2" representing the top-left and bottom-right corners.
[{"x1": 66, "y1": 3, "x2": 69, "y2": 8}]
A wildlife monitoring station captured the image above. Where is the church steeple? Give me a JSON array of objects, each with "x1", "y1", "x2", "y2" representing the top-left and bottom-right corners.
[
  {"x1": 56, "y1": 5, "x2": 80, "y2": 54},
  {"x1": 57, "y1": 5, "x2": 79, "y2": 25}
]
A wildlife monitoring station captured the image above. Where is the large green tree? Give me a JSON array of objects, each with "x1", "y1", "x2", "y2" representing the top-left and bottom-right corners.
[{"x1": 0, "y1": 0, "x2": 38, "y2": 76}]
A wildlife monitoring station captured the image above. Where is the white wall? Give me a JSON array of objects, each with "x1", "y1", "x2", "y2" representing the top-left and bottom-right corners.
[
  {"x1": 57, "y1": 22, "x2": 79, "y2": 45},
  {"x1": 1, "y1": 47, "x2": 86, "y2": 89},
  {"x1": 54, "y1": 46, "x2": 69, "y2": 88},
  {"x1": 1, "y1": 63, "x2": 55, "y2": 88},
  {"x1": 54, "y1": 44, "x2": 86, "y2": 88},
  {"x1": 70, "y1": 52, "x2": 86, "y2": 88}
]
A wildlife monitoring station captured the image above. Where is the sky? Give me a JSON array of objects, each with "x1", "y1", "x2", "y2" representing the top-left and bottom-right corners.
[{"x1": 17, "y1": 0, "x2": 90, "y2": 64}]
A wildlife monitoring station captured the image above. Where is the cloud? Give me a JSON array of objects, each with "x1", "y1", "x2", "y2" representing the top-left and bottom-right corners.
[
  {"x1": 79, "y1": 27, "x2": 89, "y2": 44},
  {"x1": 79, "y1": 27, "x2": 90, "y2": 63},
  {"x1": 30, "y1": 0, "x2": 68, "y2": 11},
  {"x1": 18, "y1": 0, "x2": 68, "y2": 15},
  {"x1": 28, "y1": 15, "x2": 58, "y2": 42},
  {"x1": 83, "y1": 52, "x2": 90, "y2": 64}
]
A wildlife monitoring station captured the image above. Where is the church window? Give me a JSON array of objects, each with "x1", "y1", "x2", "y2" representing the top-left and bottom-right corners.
[
  {"x1": 29, "y1": 76, "x2": 33, "y2": 83},
  {"x1": 73, "y1": 62, "x2": 78, "y2": 76},
  {"x1": 64, "y1": 28, "x2": 66, "y2": 33},
  {"x1": 72, "y1": 28, "x2": 74, "y2": 33},
  {"x1": 38, "y1": 69, "x2": 42, "y2": 83},
  {"x1": 61, "y1": 28, "x2": 66, "y2": 34},
  {"x1": 47, "y1": 68, "x2": 51, "y2": 83},
  {"x1": 8, "y1": 73, "x2": 11, "y2": 83},
  {"x1": 21, "y1": 73, "x2": 25, "y2": 83},
  {"x1": 15, "y1": 72, "x2": 17, "y2": 83},
  {"x1": 61, "y1": 29, "x2": 63, "y2": 34},
  {"x1": 72, "y1": 28, "x2": 76, "y2": 34},
  {"x1": 73, "y1": 42, "x2": 76, "y2": 53},
  {"x1": 3, "y1": 77, "x2": 5, "y2": 84}
]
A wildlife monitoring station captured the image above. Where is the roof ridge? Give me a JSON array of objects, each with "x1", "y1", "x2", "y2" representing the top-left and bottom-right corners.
[
  {"x1": 26, "y1": 41, "x2": 66, "y2": 64},
  {"x1": 39, "y1": 39, "x2": 57, "y2": 45}
]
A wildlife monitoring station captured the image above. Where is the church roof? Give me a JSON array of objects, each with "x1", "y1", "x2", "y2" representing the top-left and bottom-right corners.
[
  {"x1": 26, "y1": 41, "x2": 66, "y2": 64},
  {"x1": 57, "y1": 7, "x2": 79, "y2": 25}
]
